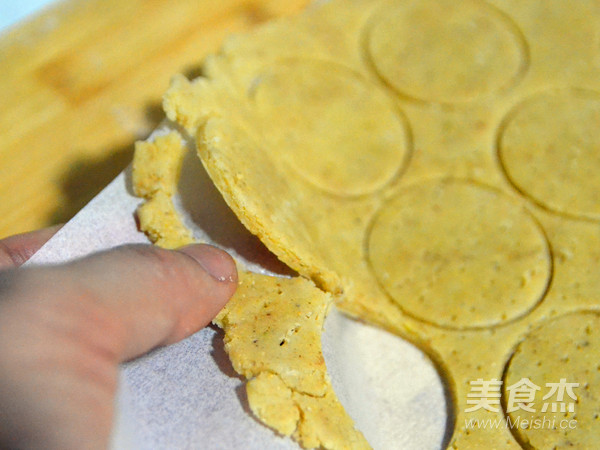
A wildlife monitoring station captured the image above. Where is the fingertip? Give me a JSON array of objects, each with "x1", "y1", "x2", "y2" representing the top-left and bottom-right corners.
[
  {"x1": 177, "y1": 244, "x2": 238, "y2": 285},
  {"x1": 163, "y1": 244, "x2": 237, "y2": 344},
  {"x1": 176, "y1": 244, "x2": 238, "y2": 318}
]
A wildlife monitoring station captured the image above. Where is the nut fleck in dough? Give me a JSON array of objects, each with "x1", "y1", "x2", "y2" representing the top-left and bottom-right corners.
[
  {"x1": 136, "y1": 0, "x2": 600, "y2": 447},
  {"x1": 214, "y1": 272, "x2": 369, "y2": 449}
]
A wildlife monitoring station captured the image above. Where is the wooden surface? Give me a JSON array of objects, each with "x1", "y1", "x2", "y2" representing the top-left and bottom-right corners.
[{"x1": 0, "y1": 0, "x2": 309, "y2": 239}]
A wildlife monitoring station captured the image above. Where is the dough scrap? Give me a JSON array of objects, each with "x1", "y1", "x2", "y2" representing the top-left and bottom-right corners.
[
  {"x1": 132, "y1": 132, "x2": 194, "y2": 249},
  {"x1": 214, "y1": 272, "x2": 369, "y2": 449}
]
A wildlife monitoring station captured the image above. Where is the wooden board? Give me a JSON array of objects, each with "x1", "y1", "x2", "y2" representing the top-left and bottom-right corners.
[{"x1": 0, "y1": 0, "x2": 309, "y2": 239}]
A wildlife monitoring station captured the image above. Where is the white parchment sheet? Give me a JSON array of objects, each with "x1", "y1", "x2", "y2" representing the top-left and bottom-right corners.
[{"x1": 27, "y1": 127, "x2": 449, "y2": 449}]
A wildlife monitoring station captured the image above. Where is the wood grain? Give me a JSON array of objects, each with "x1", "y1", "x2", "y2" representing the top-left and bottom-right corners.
[{"x1": 0, "y1": 0, "x2": 309, "y2": 239}]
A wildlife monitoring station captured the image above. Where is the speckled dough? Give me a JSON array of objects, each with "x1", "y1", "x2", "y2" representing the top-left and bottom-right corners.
[
  {"x1": 135, "y1": 0, "x2": 600, "y2": 448},
  {"x1": 214, "y1": 272, "x2": 369, "y2": 449},
  {"x1": 503, "y1": 311, "x2": 600, "y2": 449}
]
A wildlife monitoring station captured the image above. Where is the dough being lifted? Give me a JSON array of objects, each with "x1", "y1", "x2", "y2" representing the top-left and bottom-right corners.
[{"x1": 132, "y1": 133, "x2": 369, "y2": 449}]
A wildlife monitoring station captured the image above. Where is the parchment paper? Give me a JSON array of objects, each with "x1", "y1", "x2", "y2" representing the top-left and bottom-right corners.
[{"x1": 27, "y1": 125, "x2": 448, "y2": 449}]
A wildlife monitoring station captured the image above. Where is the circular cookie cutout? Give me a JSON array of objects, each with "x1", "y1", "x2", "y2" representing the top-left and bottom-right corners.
[
  {"x1": 367, "y1": 180, "x2": 551, "y2": 329},
  {"x1": 499, "y1": 89, "x2": 600, "y2": 220},
  {"x1": 503, "y1": 311, "x2": 600, "y2": 449},
  {"x1": 366, "y1": 0, "x2": 528, "y2": 103},
  {"x1": 251, "y1": 60, "x2": 410, "y2": 196}
]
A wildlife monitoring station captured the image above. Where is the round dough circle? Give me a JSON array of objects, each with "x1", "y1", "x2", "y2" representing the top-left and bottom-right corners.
[
  {"x1": 503, "y1": 311, "x2": 600, "y2": 449},
  {"x1": 252, "y1": 60, "x2": 410, "y2": 196},
  {"x1": 499, "y1": 89, "x2": 600, "y2": 220},
  {"x1": 367, "y1": 180, "x2": 551, "y2": 329},
  {"x1": 366, "y1": 0, "x2": 527, "y2": 103}
]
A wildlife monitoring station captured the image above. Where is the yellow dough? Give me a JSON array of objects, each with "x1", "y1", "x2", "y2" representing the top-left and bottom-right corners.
[
  {"x1": 214, "y1": 272, "x2": 369, "y2": 449},
  {"x1": 132, "y1": 132, "x2": 194, "y2": 249},
  {"x1": 503, "y1": 311, "x2": 600, "y2": 449},
  {"x1": 135, "y1": 0, "x2": 600, "y2": 447}
]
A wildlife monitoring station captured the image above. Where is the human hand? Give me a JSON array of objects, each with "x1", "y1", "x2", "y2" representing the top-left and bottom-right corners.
[{"x1": 0, "y1": 226, "x2": 237, "y2": 449}]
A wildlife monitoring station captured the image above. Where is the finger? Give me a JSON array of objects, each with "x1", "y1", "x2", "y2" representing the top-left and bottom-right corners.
[
  {"x1": 4, "y1": 243, "x2": 238, "y2": 362},
  {"x1": 0, "y1": 243, "x2": 237, "y2": 449},
  {"x1": 0, "y1": 224, "x2": 63, "y2": 269}
]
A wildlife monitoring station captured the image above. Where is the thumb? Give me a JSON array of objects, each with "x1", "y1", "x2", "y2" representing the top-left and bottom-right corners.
[
  {"x1": 0, "y1": 244, "x2": 237, "y2": 449},
  {"x1": 1, "y1": 243, "x2": 238, "y2": 362}
]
